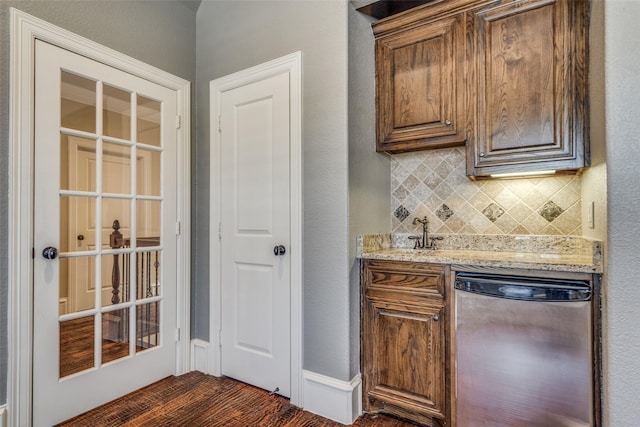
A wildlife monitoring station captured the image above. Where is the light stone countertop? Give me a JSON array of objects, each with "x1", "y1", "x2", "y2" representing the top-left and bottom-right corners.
[{"x1": 357, "y1": 233, "x2": 603, "y2": 274}]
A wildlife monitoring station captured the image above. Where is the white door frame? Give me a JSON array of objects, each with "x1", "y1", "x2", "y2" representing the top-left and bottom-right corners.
[
  {"x1": 8, "y1": 9, "x2": 191, "y2": 426},
  {"x1": 209, "y1": 52, "x2": 303, "y2": 406}
]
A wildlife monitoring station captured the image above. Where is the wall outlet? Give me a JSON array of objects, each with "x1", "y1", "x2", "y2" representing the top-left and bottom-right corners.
[{"x1": 587, "y1": 201, "x2": 595, "y2": 229}]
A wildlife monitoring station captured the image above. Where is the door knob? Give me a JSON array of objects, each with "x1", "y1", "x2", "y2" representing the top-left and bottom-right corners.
[
  {"x1": 42, "y1": 247, "x2": 58, "y2": 260},
  {"x1": 273, "y1": 245, "x2": 286, "y2": 256}
]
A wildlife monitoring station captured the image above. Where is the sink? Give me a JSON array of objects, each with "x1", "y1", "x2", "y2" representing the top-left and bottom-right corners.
[{"x1": 386, "y1": 248, "x2": 442, "y2": 256}]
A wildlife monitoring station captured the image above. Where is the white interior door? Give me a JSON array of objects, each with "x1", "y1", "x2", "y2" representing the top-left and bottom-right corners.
[
  {"x1": 33, "y1": 39, "x2": 178, "y2": 426},
  {"x1": 220, "y1": 71, "x2": 291, "y2": 397}
]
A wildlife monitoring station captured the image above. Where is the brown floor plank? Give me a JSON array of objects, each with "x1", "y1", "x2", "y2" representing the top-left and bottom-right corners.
[{"x1": 57, "y1": 371, "x2": 421, "y2": 427}]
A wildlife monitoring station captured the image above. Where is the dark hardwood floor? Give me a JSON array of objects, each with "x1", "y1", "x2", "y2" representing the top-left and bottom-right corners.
[{"x1": 56, "y1": 371, "x2": 421, "y2": 426}]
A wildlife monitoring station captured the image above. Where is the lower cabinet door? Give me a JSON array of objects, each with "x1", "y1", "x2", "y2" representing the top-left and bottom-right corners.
[{"x1": 362, "y1": 297, "x2": 446, "y2": 422}]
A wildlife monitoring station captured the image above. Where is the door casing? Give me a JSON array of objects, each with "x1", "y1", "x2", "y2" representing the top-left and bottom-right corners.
[
  {"x1": 209, "y1": 52, "x2": 303, "y2": 406},
  {"x1": 8, "y1": 9, "x2": 191, "y2": 426}
]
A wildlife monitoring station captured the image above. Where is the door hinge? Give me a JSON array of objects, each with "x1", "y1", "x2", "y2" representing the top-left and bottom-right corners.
[
  {"x1": 219, "y1": 329, "x2": 223, "y2": 347},
  {"x1": 218, "y1": 115, "x2": 222, "y2": 133},
  {"x1": 176, "y1": 115, "x2": 182, "y2": 129},
  {"x1": 176, "y1": 221, "x2": 181, "y2": 236},
  {"x1": 218, "y1": 222, "x2": 222, "y2": 240},
  {"x1": 32, "y1": 247, "x2": 35, "y2": 259},
  {"x1": 175, "y1": 328, "x2": 181, "y2": 341}
]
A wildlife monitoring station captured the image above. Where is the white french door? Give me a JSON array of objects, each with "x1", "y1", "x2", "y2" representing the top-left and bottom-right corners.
[{"x1": 33, "y1": 40, "x2": 178, "y2": 426}]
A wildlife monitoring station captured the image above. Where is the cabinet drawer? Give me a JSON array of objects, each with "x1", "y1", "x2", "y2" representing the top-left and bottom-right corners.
[{"x1": 364, "y1": 260, "x2": 446, "y2": 299}]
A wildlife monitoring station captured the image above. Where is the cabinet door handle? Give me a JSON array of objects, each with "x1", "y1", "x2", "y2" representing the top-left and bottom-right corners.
[
  {"x1": 445, "y1": 119, "x2": 451, "y2": 125},
  {"x1": 433, "y1": 314, "x2": 440, "y2": 322}
]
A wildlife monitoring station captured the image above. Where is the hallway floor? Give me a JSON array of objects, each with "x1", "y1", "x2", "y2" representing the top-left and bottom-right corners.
[{"x1": 56, "y1": 371, "x2": 421, "y2": 426}]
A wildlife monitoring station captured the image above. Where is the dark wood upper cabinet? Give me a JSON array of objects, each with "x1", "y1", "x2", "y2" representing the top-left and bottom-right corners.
[
  {"x1": 369, "y1": 0, "x2": 589, "y2": 176},
  {"x1": 468, "y1": 0, "x2": 589, "y2": 177},
  {"x1": 374, "y1": 10, "x2": 467, "y2": 153}
]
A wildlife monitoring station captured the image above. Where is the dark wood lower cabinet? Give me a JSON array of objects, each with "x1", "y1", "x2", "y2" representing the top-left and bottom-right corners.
[{"x1": 361, "y1": 260, "x2": 449, "y2": 426}]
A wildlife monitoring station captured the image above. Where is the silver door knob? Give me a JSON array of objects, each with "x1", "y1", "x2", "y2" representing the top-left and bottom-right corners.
[
  {"x1": 273, "y1": 245, "x2": 286, "y2": 256},
  {"x1": 42, "y1": 247, "x2": 58, "y2": 260},
  {"x1": 433, "y1": 314, "x2": 440, "y2": 322}
]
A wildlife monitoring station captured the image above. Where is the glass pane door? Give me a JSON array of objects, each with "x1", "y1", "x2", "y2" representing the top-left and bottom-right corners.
[{"x1": 33, "y1": 39, "x2": 178, "y2": 425}]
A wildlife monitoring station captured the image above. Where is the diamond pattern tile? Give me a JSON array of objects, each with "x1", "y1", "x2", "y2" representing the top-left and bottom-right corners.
[
  {"x1": 391, "y1": 147, "x2": 582, "y2": 235},
  {"x1": 423, "y1": 172, "x2": 442, "y2": 190},
  {"x1": 436, "y1": 204, "x2": 454, "y2": 222},
  {"x1": 401, "y1": 174, "x2": 421, "y2": 192},
  {"x1": 482, "y1": 203, "x2": 505, "y2": 222},
  {"x1": 539, "y1": 201, "x2": 564, "y2": 222},
  {"x1": 394, "y1": 205, "x2": 410, "y2": 222}
]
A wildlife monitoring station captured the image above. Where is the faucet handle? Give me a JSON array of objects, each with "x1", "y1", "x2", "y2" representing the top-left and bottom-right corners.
[
  {"x1": 428, "y1": 236, "x2": 444, "y2": 250},
  {"x1": 412, "y1": 216, "x2": 429, "y2": 225},
  {"x1": 408, "y1": 235, "x2": 422, "y2": 249}
]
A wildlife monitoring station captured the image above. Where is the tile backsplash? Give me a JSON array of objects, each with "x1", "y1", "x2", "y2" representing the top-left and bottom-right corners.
[{"x1": 391, "y1": 147, "x2": 582, "y2": 235}]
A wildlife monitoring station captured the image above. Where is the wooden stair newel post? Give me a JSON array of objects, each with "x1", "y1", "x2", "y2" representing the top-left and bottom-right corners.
[
  {"x1": 109, "y1": 219, "x2": 123, "y2": 304},
  {"x1": 107, "y1": 219, "x2": 127, "y2": 342}
]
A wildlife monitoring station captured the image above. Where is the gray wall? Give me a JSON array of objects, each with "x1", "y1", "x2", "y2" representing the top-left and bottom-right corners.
[
  {"x1": 0, "y1": 0, "x2": 197, "y2": 406},
  {"x1": 194, "y1": 1, "x2": 352, "y2": 380},
  {"x1": 347, "y1": 2, "x2": 390, "y2": 377},
  {"x1": 580, "y1": 3, "x2": 609, "y2": 419},
  {"x1": 581, "y1": 0, "x2": 607, "y2": 242},
  {"x1": 603, "y1": 0, "x2": 640, "y2": 424}
]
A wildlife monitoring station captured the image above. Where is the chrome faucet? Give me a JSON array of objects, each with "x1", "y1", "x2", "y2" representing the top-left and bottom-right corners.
[{"x1": 411, "y1": 216, "x2": 443, "y2": 250}]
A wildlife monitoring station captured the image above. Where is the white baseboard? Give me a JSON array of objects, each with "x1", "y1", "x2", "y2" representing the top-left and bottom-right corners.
[
  {"x1": 188, "y1": 341, "x2": 363, "y2": 424},
  {"x1": 190, "y1": 339, "x2": 211, "y2": 374},
  {"x1": 0, "y1": 405, "x2": 7, "y2": 427},
  {"x1": 302, "y1": 370, "x2": 362, "y2": 425}
]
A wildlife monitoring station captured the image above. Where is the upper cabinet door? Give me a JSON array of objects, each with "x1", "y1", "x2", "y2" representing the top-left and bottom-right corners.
[
  {"x1": 376, "y1": 13, "x2": 467, "y2": 153},
  {"x1": 469, "y1": 0, "x2": 589, "y2": 176}
]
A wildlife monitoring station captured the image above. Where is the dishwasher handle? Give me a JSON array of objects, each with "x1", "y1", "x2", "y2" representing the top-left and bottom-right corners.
[{"x1": 455, "y1": 273, "x2": 591, "y2": 302}]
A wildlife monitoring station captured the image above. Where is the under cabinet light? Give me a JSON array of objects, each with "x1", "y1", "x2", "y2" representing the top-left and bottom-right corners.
[{"x1": 490, "y1": 170, "x2": 557, "y2": 179}]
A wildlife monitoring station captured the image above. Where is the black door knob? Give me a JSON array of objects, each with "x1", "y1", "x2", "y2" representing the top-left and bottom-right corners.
[
  {"x1": 273, "y1": 245, "x2": 286, "y2": 256},
  {"x1": 42, "y1": 247, "x2": 58, "y2": 260}
]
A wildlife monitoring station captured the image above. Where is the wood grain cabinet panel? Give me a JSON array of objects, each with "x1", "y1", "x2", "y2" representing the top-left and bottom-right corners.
[
  {"x1": 375, "y1": 13, "x2": 467, "y2": 153},
  {"x1": 369, "y1": 0, "x2": 588, "y2": 175},
  {"x1": 361, "y1": 260, "x2": 449, "y2": 426},
  {"x1": 468, "y1": 0, "x2": 589, "y2": 176}
]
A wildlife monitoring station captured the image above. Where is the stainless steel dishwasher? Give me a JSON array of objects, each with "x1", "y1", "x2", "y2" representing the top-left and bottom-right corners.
[{"x1": 454, "y1": 272, "x2": 594, "y2": 427}]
